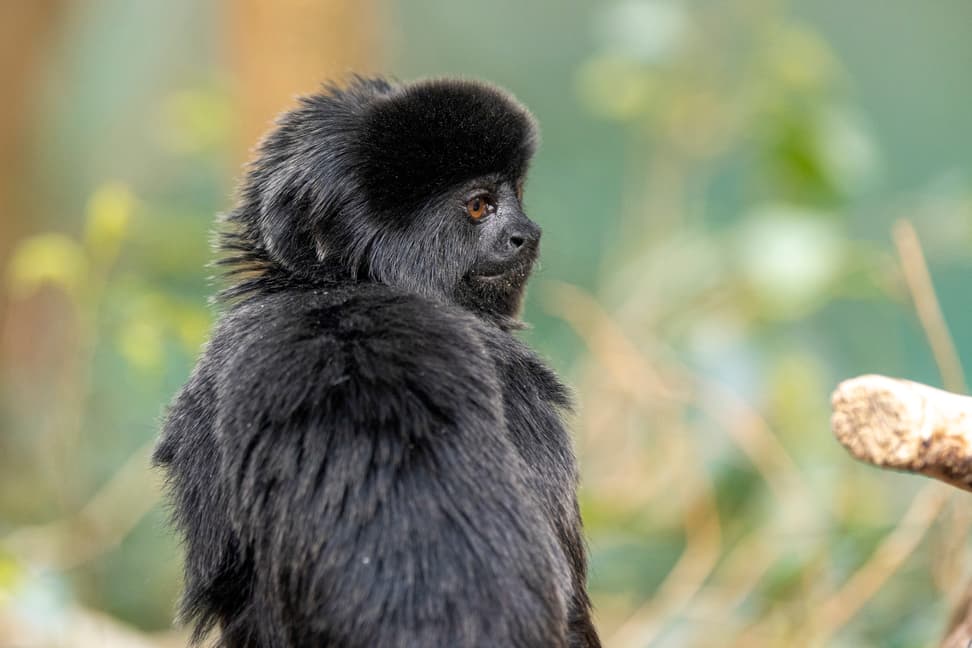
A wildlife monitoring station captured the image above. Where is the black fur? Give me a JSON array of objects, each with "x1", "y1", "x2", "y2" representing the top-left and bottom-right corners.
[{"x1": 154, "y1": 76, "x2": 599, "y2": 647}]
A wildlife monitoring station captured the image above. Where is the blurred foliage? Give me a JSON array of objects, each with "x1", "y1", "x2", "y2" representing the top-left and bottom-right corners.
[{"x1": 1, "y1": 0, "x2": 972, "y2": 646}]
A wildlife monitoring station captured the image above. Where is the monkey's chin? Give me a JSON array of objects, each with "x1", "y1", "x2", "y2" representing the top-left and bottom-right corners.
[
  {"x1": 461, "y1": 264, "x2": 533, "y2": 320},
  {"x1": 470, "y1": 259, "x2": 533, "y2": 290}
]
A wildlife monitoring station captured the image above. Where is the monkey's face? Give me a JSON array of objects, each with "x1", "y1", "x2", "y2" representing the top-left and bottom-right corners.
[
  {"x1": 452, "y1": 177, "x2": 541, "y2": 318},
  {"x1": 344, "y1": 174, "x2": 540, "y2": 321},
  {"x1": 240, "y1": 77, "x2": 544, "y2": 321}
]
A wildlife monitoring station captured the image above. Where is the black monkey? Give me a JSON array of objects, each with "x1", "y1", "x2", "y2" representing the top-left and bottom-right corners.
[{"x1": 154, "y1": 77, "x2": 600, "y2": 648}]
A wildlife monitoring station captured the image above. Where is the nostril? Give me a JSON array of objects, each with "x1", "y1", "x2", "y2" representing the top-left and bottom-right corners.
[{"x1": 509, "y1": 235, "x2": 525, "y2": 249}]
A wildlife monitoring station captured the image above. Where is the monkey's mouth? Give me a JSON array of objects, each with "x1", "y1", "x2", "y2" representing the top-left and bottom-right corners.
[
  {"x1": 471, "y1": 256, "x2": 536, "y2": 283},
  {"x1": 461, "y1": 250, "x2": 538, "y2": 317},
  {"x1": 475, "y1": 268, "x2": 516, "y2": 280},
  {"x1": 472, "y1": 243, "x2": 539, "y2": 282}
]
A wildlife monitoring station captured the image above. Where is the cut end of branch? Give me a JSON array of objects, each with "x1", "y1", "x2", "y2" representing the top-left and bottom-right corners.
[{"x1": 831, "y1": 374, "x2": 972, "y2": 492}]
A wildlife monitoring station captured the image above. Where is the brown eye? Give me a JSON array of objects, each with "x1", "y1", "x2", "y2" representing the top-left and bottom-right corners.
[{"x1": 466, "y1": 196, "x2": 488, "y2": 220}]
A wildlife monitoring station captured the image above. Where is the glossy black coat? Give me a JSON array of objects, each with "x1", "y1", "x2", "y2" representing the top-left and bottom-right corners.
[{"x1": 155, "y1": 77, "x2": 600, "y2": 648}]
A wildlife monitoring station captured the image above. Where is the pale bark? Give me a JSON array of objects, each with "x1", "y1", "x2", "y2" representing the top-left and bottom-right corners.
[{"x1": 831, "y1": 374, "x2": 972, "y2": 492}]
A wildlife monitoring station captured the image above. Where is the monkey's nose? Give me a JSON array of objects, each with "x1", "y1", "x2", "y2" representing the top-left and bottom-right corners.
[{"x1": 507, "y1": 222, "x2": 541, "y2": 252}]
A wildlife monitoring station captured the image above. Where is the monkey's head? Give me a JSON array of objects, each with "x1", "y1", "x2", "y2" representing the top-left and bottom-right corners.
[{"x1": 230, "y1": 77, "x2": 542, "y2": 320}]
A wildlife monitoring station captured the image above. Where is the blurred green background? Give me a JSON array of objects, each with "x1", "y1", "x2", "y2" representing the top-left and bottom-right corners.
[{"x1": 1, "y1": 1, "x2": 971, "y2": 646}]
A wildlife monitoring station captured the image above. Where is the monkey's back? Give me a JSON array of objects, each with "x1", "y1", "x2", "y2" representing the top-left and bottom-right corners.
[{"x1": 155, "y1": 282, "x2": 597, "y2": 647}]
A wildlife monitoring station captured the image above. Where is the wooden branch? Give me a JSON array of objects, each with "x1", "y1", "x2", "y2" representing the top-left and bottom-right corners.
[{"x1": 831, "y1": 374, "x2": 972, "y2": 492}]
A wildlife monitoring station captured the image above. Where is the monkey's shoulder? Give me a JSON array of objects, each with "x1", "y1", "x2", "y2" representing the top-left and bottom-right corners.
[
  {"x1": 222, "y1": 284, "x2": 495, "y2": 364},
  {"x1": 208, "y1": 285, "x2": 506, "y2": 428},
  {"x1": 487, "y1": 333, "x2": 573, "y2": 413}
]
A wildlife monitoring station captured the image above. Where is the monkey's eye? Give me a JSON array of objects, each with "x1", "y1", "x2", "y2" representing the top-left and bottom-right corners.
[{"x1": 466, "y1": 196, "x2": 491, "y2": 220}]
